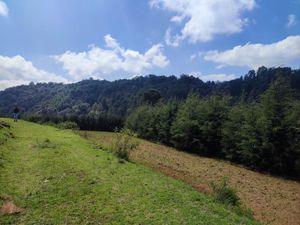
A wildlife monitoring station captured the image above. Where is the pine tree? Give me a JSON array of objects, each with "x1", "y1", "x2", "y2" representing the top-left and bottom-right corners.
[
  {"x1": 260, "y1": 74, "x2": 296, "y2": 174},
  {"x1": 171, "y1": 94, "x2": 202, "y2": 152}
]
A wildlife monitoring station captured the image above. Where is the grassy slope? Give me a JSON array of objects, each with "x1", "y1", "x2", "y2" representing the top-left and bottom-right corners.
[
  {"x1": 0, "y1": 119, "x2": 259, "y2": 225},
  {"x1": 83, "y1": 131, "x2": 300, "y2": 225}
]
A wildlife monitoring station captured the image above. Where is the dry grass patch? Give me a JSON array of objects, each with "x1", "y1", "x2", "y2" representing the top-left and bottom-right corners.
[{"x1": 0, "y1": 202, "x2": 24, "y2": 215}]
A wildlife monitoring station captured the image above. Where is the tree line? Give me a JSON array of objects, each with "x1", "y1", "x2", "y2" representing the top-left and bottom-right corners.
[{"x1": 126, "y1": 74, "x2": 300, "y2": 177}]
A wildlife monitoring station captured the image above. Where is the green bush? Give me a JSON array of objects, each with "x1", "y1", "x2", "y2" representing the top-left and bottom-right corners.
[
  {"x1": 57, "y1": 121, "x2": 79, "y2": 130},
  {"x1": 210, "y1": 177, "x2": 240, "y2": 206},
  {"x1": 111, "y1": 128, "x2": 139, "y2": 161}
]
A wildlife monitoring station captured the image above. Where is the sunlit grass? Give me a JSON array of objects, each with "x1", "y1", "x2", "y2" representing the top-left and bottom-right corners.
[{"x1": 0, "y1": 119, "x2": 259, "y2": 225}]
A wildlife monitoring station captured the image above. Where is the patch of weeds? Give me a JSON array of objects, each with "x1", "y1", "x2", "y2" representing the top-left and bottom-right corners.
[
  {"x1": 81, "y1": 131, "x2": 88, "y2": 139},
  {"x1": 210, "y1": 177, "x2": 255, "y2": 219},
  {"x1": 33, "y1": 138, "x2": 57, "y2": 149},
  {"x1": 88, "y1": 178, "x2": 101, "y2": 185},
  {"x1": 111, "y1": 128, "x2": 139, "y2": 161},
  {"x1": 118, "y1": 158, "x2": 126, "y2": 164},
  {"x1": 92, "y1": 143, "x2": 104, "y2": 150},
  {"x1": 233, "y1": 205, "x2": 254, "y2": 218},
  {"x1": 8, "y1": 132, "x2": 15, "y2": 138},
  {"x1": 210, "y1": 176, "x2": 240, "y2": 206}
]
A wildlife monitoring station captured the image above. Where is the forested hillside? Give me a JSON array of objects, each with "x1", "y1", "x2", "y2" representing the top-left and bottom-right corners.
[{"x1": 1, "y1": 67, "x2": 300, "y2": 126}]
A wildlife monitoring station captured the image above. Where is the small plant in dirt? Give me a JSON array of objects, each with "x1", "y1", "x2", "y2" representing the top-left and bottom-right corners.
[
  {"x1": 111, "y1": 128, "x2": 139, "y2": 161},
  {"x1": 34, "y1": 138, "x2": 56, "y2": 149},
  {"x1": 210, "y1": 176, "x2": 240, "y2": 206}
]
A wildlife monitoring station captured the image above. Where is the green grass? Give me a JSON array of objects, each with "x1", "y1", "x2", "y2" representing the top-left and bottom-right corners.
[{"x1": 0, "y1": 118, "x2": 260, "y2": 225}]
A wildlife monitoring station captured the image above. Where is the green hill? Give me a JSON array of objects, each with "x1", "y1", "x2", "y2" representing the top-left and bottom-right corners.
[
  {"x1": 0, "y1": 119, "x2": 259, "y2": 225},
  {"x1": 1, "y1": 67, "x2": 300, "y2": 122}
]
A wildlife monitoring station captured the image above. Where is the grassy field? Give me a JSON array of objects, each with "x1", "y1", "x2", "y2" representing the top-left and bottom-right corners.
[
  {"x1": 0, "y1": 119, "x2": 259, "y2": 225},
  {"x1": 82, "y1": 131, "x2": 300, "y2": 225}
]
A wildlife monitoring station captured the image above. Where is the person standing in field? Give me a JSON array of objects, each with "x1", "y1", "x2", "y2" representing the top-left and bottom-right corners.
[{"x1": 13, "y1": 106, "x2": 20, "y2": 122}]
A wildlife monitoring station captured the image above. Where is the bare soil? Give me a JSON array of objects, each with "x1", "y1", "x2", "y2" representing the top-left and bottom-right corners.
[{"x1": 0, "y1": 201, "x2": 24, "y2": 215}]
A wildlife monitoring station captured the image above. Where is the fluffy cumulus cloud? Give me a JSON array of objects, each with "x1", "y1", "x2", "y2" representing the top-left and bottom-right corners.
[
  {"x1": 0, "y1": 1, "x2": 8, "y2": 17},
  {"x1": 0, "y1": 55, "x2": 68, "y2": 90},
  {"x1": 204, "y1": 35, "x2": 300, "y2": 69},
  {"x1": 189, "y1": 72, "x2": 236, "y2": 82},
  {"x1": 150, "y1": 0, "x2": 256, "y2": 45},
  {"x1": 54, "y1": 34, "x2": 169, "y2": 81},
  {"x1": 286, "y1": 14, "x2": 297, "y2": 28}
]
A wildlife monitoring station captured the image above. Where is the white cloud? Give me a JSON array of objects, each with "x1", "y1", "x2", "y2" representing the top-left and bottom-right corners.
[
  {"x1": 164, "y1": 28, "x2": 182, "y2": 47},
  {"x1": 190, "y1": 51, "x2": 204, "y2": 61},
  {"x1": 0, "y1": 55, "x2": 68, "y2": 90},
  {"x1": 190, "y1": 54, "x2": 197, "y2": 61},
  {"x1": 204, "y1": 35, "x2": 300, "y2": 69},
  {"x1": 189, "y1": 72, "x2": 236, "y2": 82},
  {"x1": 54, "y1": 34, "x2": 169, "y2": 81},
  {"x1": 150, "y1": 0, "x2": 256, "y2": 45},
  {"x1": 170, "y1": 15, "x2": 185, "y2": 24},
  {"x1": 286, "y1": 14, "x2": 297, "y2": 28},
  {"x1": 0, "y1": 1, "x2": 8, "y2": 17},
  {"x1": 0, "y1": 80, "x2": 30, "y2": 90}
]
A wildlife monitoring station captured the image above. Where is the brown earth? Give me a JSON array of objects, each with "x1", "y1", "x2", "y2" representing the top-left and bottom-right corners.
[
  {"x1": 83, "y1": 131, "x2": 300, "y2": 225},
  {"x1": 0, "y1": 201, "x2": 24, "y2": 215}
]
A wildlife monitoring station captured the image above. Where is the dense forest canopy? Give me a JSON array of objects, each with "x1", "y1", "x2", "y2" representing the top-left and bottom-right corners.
[{"x1": 1, "y1": 67, "x2": 300, "y2": 119}]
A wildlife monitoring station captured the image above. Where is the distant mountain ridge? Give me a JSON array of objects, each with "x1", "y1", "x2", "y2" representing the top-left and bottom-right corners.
[{"x1": 0, "y1": 66, "x2": 299, "y2": 118}]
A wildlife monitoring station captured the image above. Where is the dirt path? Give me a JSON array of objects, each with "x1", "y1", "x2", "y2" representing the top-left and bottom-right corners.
[{"x1": 88, "y1": 132, "x2": 300, "y2": 225}]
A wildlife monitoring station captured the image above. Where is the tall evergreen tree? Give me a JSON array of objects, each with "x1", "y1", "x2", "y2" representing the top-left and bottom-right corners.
[
  {"x1": 171, "y1": 94, "x2": 203, "y2": 152},
  {"x1": 260, "y1": 74, "x2": 297, "y2": 174}
]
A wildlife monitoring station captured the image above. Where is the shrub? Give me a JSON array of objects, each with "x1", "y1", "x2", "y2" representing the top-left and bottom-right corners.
[
  {"x1": 26, "y1": 115, "x2": 42, "y2": 123},
  {"x1": 210, "y1": 177, "x2": 240, "y2": 206},
  {"x1": 57, "y1": 121, "x2": 79, "y2": 130},
  {"x1": 111, "y1": 128, "x2": 139, "y2": 160}
]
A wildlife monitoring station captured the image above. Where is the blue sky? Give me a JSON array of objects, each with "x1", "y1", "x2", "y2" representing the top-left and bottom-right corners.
[{"x1": 0, "y1": 0, "x2": 299, "y2": 89}]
